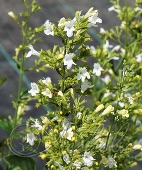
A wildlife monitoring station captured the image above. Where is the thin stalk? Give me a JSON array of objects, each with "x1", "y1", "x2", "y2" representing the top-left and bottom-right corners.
[
  {"x1": 60, "y1": 46, "x2": 66, "y2": 111},
  {"x1": 13, "y1": 17, "x2": 29, "y2": 128},
  {"x1": 105, "y1": 122, "x2": 114, "y2": 150}
]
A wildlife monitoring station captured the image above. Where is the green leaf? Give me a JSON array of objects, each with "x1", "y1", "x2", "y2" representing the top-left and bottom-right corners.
[
  {"x1": 0, "y1": 119, "x2": 12, "y2": 132},
  {"x1": 4, "y1": 155, "x2": 37, "y2": 170},
  {"x1": 20, "y1": 88, "x2": 28, "y2": 97},
  {"x1": 0, "y1": 77, "x2": 7, "y2": 86}
]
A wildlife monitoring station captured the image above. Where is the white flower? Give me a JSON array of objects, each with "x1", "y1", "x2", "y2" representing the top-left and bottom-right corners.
[
  {"x1": 82, "y1": 152, "x2": 95, "y2": 167},
  {"x1": 42, "y1": 88, "x2": 52, "y2": 98},
  {"x1": 105, "y1": 156, "x2": 117, "y2": 168},
  {"x1": 102, "y1": 75, "x2": 110, "y2": 84},
  {"x1": 100, "y1": 27, "x2": 105, "y2": 34},
  {"x1": 58, "y1": 91, "x2": 63, "y2": 96},
  {"x1": 60, "y1": 128, "x2": 73, "y2": 140},
  {"x1": 93, "y1": 63, "x2": 104, "y2": 76},
  {"x1": 42, "y1": 77, "x2": 51, "y2": 84},
  {"x1": 26, "y1": 45, "x2": 40, "y2": 58},
  {"x1": 26, "y1": 133, "x2": 36, "y2": 146},
  {"x1": 103, "y1": 40, "x2": 113, "y2": 50},
  {"x1": 63, "y1": 154, "x2": 70, "y2": 164},
  {"x1": 87, "y1": 45, "x2": 96, "y2": 54},
  {"x1": 77, "y1": 67, "x2": 90, "y2": 82},
  {"x1": 118, "y1": 102, "x2": 124, "y2": 107},
  {"x1": 136, "y1": 53, "x2": 142, "y2": 63},
  {"x1": 135, "y1": 7, "x2": 142, "y2": 12},
  {"x1": 64, "y1": 20, "x2": 75, "y2": 37},
  {"x1": 31, "y1": 119, "x2": 43, "y2": 130},
  {"x1": 28, "y1": 82, "x2": 39, "y2": 96},
  {"x1": 108, "y1": 6, "x2": 120, "y2": 13},
  {"x1": 81, "y1": 80, "x2": 94, "y2": 93},
  {"x1": 111, "y1": 45, "x2": 121, "y2": 52},
  {"x1": 76, "y1": 112, "x2": 82, "y2": 119},
  {"x1": 44, "y1": 20, "x2": 54, "y2": 36},
  {"x1": 73, "y1": 161, "x2": 82, "y2": 169},
  {"x1": 60, "y1": 121, "x2": 73, "y2": 140},
  {"x1": 64, "y1": 53, "x2": 76, "y2": 69},
  {"x1": 128, "y1": 96, "x2": 134, "y2": 104},
  {"x1": 88, "y1": 11, "x2": 102, "y2": 27}
]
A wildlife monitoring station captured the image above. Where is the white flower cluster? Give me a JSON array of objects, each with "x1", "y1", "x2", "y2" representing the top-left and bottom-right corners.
[
  {"x1": 43, "y1": 7, "x2": 102, "y2": 38},
  {"x1": 62, "y1": 151, "x2": 95, "y2": 168},
  {"x1": 28, "y1": 77, "x2": 52, "y2": 97}
]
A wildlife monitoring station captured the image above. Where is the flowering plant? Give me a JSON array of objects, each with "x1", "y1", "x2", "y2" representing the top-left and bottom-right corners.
[{"x1": 0, "y1": 0, "x2": 142, "y2": 169}]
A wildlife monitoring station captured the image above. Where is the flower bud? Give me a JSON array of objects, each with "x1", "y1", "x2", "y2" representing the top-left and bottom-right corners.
[
  {"x1": 118, "y1": 109, "x2": 129, "y2": 118},
  {"x1": 8, "y1": 11, "x2": 19, "y2": 23},
  {"x1": 133, "y1": 144, "x2": 142, "y2": 150},
  {"x1": 84, "y1": 7, "x2": 98, "y2": 18},
  {"x1": 62, "y1": 151, "x2": 67, "y2": 155},
  {"x1": 102, "y1": 105, "x2": 114, "y2": 116},
  {"x1": 40, "y1": 154, "x2": 47, "y2": 160},
  {"x1": 71, "y1": 137, "x2": 76, "y2": 142},
  {"x1": 57, "y1": 54, "x2": 64, "y2": 60},
  {"x1": 95, "y1": 104, "x2": 104, "y2": 113},
  {"x1": 72, "y1": 126, "x2": 75, "y2": 130}
]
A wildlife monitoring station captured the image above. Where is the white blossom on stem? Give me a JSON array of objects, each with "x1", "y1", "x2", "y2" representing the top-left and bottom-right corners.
[
  {"x1": 77, "y1": 67, "x2": 90, "y2": 82},
  {"x1": 31, "y1": 119, "x2": 43, "y2": 130},
  {"x1": 63, "y1": 154, "x2": 70, "y2": 164},
  {"x1": 26, "y1": 45, "x2": 39, "y2": 58},
  {"x1": 88, "y1": 10, "x2": 102, "y2": 27},
  {"x1": 64, "y1": 53, "x2": 76, "y2": 69},
  {"x1": 100, "y1": 27, "x2": 106, "y2": 34},
  {"x1": 42, "y1": 77, "x2": 51, "y2": 84},
  {"x1": 135, "y1": 7, "x2": 142, "y2": 12},
  {"x1": 102, "y1": 75, "x2": 110, "y2": 84},
  {"x1": 81, "y1": 80, "x2": 94, "y2": 93},
  {"x1": 93, "y1": 63, "x2": 104, "y2": 76},
  {"x1": 76, "y1": 112, "x2": 82, "y2": 119},
  {"x1": 108, "y1": 6, "x2": 120, "y2": 13},
  {"x1": 26, "y1": 133, "x2": 36, "y2": 146},
  {"x1": 103, "y1": 40, "x2": 113, "y2": 50},
  {"x1": 44, "y1": 20, "x2": 54, "y2": 36},
  {"x1": 60, "y1": 120, "x2": 73, "y2": 140},
  {"x1": 42, "y1": 88, "x2": 52, "y2": 98},
  {"x1": 105, "y1": 156, "x2": 117, "y2": 168},
  {"x1": 87, "y1": 45, "x2": 96, "y2": 54},
  {"x1": 136, "y1": 53, "x2": 142, "y2": 63},
  {"x1": 60, "y1": 128, "x2": 73, "y2": 140},
  {"x1": 82, "y1": 152, "x2": 95, "y2": 167},
  {"x1": 28, "y1": 83, "x2": 39, "y2": 96},
  {"x1": 64, "y1": 20, "x2": 75, "y2": 37}
]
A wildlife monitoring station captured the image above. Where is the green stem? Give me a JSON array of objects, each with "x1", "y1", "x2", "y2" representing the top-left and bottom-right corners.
[
  {"x1": 60, "y1": 47, "x2": 66, "y2": 111},
  {"x1": 13, "y1": 17, "x2": 29, "y2": 128},
  {"x1": 105, "y1": 122, "x2": 114, "y2": 150}
]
